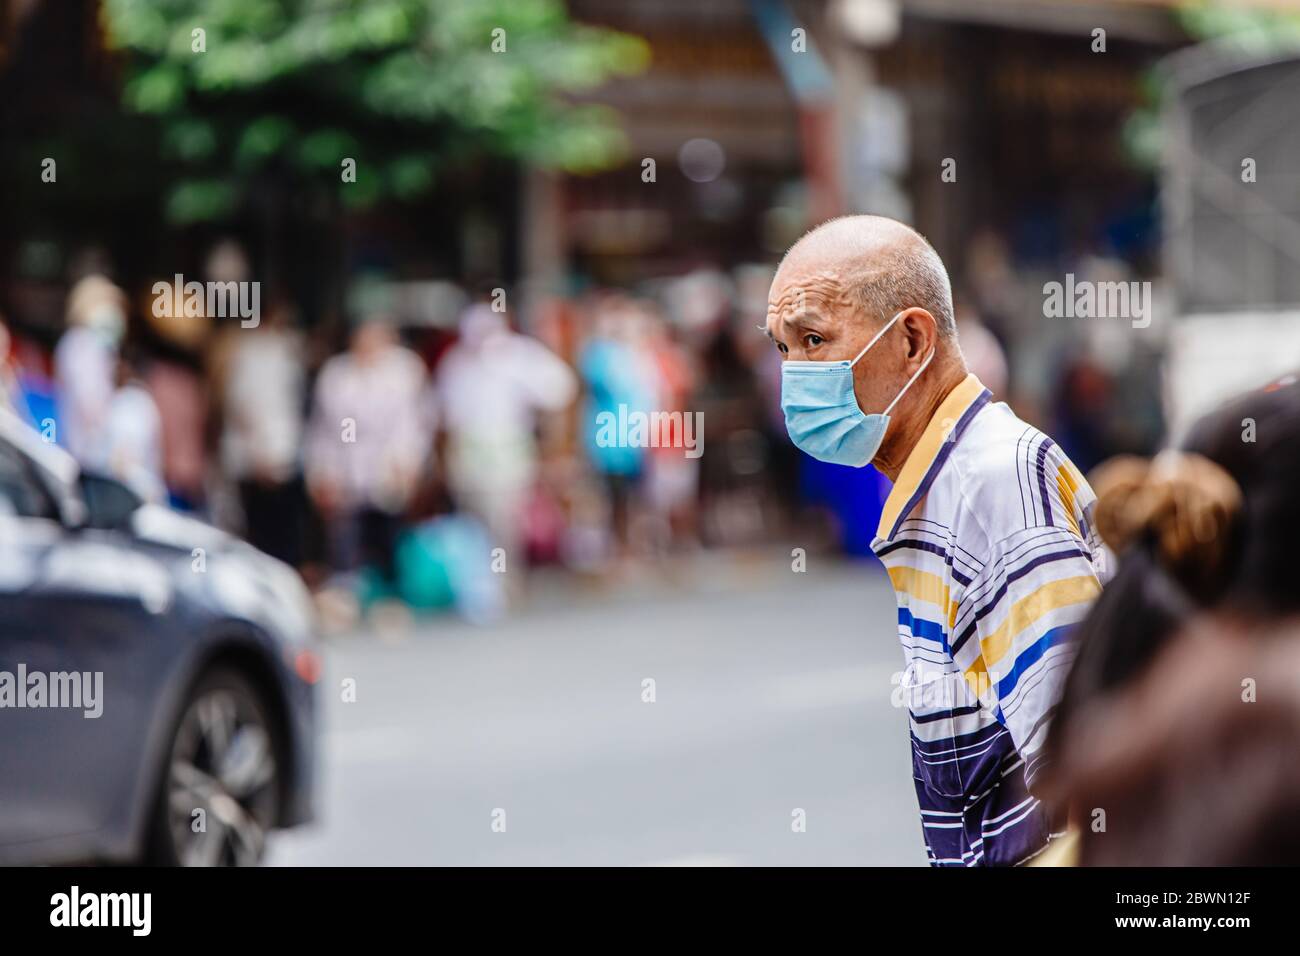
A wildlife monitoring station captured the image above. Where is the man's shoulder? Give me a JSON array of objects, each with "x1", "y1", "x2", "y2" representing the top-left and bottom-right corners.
[
  {"x1": 943, "y1": 402, "x2": 1080, "y2": 536},
  {"x1": 948, "y1": 400, "x2": 1040, "y2": 486}
]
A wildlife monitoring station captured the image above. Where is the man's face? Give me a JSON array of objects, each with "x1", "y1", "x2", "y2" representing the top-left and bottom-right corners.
[{"x1": 765, "y1": 266, "x2": 907, "y2": 419}]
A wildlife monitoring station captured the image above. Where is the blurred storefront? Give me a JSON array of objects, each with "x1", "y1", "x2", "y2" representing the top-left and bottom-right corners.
[
  {"x1": 528, "y1": 0, "x2": 813, "y2": 295},
  {"x1": 823, "y1": 1, "x2": 1183, "y2": 272},
  {"x1": 550, "y1": 0, "x2": 1189, "y2": 285}
]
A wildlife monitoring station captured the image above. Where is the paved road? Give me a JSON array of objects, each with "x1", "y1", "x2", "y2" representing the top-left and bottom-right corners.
[{"x1": 268, "y1": 555, "x2": 926, "y2": 866}]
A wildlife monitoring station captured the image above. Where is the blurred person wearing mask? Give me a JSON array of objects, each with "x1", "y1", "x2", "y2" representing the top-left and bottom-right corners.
[
  {"x1": 219, "y1": 295, "x2": 307, "y2": 567},
  {"x1": 54, "y1": 275, "x2": 127, "y2": 466},
  {"x1": 766, "y1": 216, "x2": 1108, "y2": 866},
  {"x1": 435, "y1": 302, "x2": 576, "y2": 563},
  {"x1": 1040, "y1": 377, "x2": 1300, "y2": 865},
  {"x1": 305, "y1": 313, "x2": 428, "y2": 581}
]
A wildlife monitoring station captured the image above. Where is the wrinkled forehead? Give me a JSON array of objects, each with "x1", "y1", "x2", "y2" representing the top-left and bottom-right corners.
[{"x1": 765, "y1": 267, "x2": 849, "y2": 331}]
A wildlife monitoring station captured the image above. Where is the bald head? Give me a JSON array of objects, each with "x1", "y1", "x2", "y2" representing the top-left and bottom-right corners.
[{"x1": 776, "y1": 215, "x2": 956, "y2": 338}]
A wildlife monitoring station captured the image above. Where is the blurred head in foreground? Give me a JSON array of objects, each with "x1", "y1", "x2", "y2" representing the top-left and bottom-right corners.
[{"x1": 1044, "y1": 377, "x2": 1300, "y2": 865}]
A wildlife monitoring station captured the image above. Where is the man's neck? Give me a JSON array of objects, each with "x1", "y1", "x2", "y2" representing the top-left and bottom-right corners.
[{"x1": 872, "y1": 362, "x2": 969, "y2": 482}]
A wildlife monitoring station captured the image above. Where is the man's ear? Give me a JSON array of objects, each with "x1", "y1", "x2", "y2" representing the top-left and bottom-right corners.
[{"x1": 901, "y1": 308, "x2": 937, "y2": 362}]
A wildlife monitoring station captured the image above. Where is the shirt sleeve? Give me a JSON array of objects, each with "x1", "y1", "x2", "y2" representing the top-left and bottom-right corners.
[{"x1": 949, "y1": 524, "x2": 1102, "y2": 793}]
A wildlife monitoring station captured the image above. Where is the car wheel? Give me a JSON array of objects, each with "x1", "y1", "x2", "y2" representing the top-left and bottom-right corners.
[{"x1": 149, "y1": 666, "x2": 281, "y2": 866}]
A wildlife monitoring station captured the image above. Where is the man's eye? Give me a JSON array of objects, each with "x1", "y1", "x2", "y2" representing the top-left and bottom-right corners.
[
  {"x1": 777, "y1": 342, "x2": 788, "y2": 354},
  {"x1": 804, "y1": 334, "x2": 824, "y2": 348}
]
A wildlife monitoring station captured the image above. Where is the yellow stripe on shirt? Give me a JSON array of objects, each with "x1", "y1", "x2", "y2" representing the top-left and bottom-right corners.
[
  {"x1": 1056, "y1": 464, "x2": 1081, "y2": 537},
  {"x1": 978, "y1": 575, "x2": 1102, "y2": 670},
  {"x1": 886, "y1": 565, "x2": 952, "y2": 620}
]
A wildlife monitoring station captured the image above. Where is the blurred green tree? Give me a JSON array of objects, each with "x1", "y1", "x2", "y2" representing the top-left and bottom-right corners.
[{"x1": 101, "y1": 0, "x2": 649, "y2": 224}]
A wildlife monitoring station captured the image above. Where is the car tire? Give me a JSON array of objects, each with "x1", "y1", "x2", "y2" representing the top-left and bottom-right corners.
[{"x1": 146, "y1": 665, "x2": 282, "y2": 866}]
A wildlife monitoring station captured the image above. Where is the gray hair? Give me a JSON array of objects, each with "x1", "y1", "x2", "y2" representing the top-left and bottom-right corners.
[
  {"x1": 843, "y1": 232, "x2": 956, "y2": 339},
  {"x1": 780, "y1": 215, "x2": 957, "y2": 339}
]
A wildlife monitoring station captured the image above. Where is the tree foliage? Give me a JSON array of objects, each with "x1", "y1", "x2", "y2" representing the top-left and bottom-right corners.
[{"x1": 101, "y1": 0, "x2": 649, "y2": 222}]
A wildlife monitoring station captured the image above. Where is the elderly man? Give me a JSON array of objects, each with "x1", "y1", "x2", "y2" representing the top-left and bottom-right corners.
[{"x1": 766, "y1": 216, "x2": 1108, "y2": 866}]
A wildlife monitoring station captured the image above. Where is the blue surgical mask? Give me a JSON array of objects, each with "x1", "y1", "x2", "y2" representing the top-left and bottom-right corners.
[{"x1": 780, "y1": 310, "x2": 935, "y2": 467}]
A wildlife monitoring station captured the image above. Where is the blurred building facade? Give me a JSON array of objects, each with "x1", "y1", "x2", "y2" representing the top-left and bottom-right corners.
[{"x1": 546, "y1": 0, "x2": 1186, "y2": 275}]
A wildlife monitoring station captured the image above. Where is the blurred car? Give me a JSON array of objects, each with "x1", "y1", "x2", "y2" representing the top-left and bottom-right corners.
[{"x1": 0, "y1": 408, "x2": 319, "y2": 865}]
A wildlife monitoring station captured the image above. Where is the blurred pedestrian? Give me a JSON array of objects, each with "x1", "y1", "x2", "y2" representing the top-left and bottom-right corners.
[
  {"x1": 304, "y1": 314, "x2": 428, "y2": 581},
  {"x1": 639, "y1": 303, "x2": 700, "y2": 552},
  {"x1": 579, "y1": 294, "x2": 656, "y2": 560},
  {"x1": 218, "y1": 295, "x2": 308, "y2": 567},
  {"x1": 53, "y1": 274, "x2": 127, "y2": 466},
  {"x1": 140, "y1": 281, "x2": 213, "y2": 512},
  {"x1": 695, "y1": 305, "x2": 771, "y2": 548},
  {"x1": 98, "y1": 345, "x2": 165, "y2": 503},
  {"x1": 435, "y1": 302, "x2": 575, "y2": 560}
]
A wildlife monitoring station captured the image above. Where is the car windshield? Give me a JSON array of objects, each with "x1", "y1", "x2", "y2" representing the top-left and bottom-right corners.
[{"x1": 0, "y1": 440, "x2": 59, "y2": 520}]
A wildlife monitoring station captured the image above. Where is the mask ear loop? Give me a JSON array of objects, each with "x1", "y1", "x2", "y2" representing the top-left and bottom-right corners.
[
  {"x1": 884, "y1": 346, "x2": 937, "y2": 416},
  {"x1": 848, "y1": 310, "x2": 906, "y2": 367}
]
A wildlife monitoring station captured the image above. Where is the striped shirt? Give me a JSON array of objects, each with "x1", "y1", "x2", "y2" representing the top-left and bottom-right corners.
[{"x1": 871, "y1": 373, "x2": 1108, "y2": 867}]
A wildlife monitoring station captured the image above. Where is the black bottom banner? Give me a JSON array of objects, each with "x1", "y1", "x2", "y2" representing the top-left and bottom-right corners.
[{"x1": 0, "y1": 865, "x2": 1284, "y2": 942}]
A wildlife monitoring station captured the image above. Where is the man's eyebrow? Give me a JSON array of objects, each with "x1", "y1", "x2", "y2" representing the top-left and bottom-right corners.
[{"x1": 759, "y1": 325, "x2": 774, "y2": 340}]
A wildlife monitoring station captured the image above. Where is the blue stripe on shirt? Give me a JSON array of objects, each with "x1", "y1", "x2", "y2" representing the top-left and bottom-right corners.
[
  {"x1": 899, "y1": 607, "x2": 950, "y2": 652},
  {"x1": 949, "y1": 547, "x2": 1091, "y2": 657},
  {"x1": 994, "y1": 624, "x2": 1074, "y2": 699}
]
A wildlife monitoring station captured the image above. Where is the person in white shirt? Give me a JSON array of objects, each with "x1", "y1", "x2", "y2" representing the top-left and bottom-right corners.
[
  {"x1": 98, "y1": 347, "x2": 165, "y2": 504},
  {"x1": 434, "y1": 304, "x2": 576, "y2": 561},
  {"x1": 53, "y1": 275, "x2": 127, "y2": 467},
  {"x1": 219, "y1": 297, "x2": 308, "y2": 566},
  {"x1": 304, "y1": 314, "x2": 429, "y2": 578}
]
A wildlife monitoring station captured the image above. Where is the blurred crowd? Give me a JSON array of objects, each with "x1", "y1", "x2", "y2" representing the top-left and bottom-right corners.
[
  {"x1": 0, "y1": 230, "x2": 1177, "y2": 630},
  {"x1": 0, "y1": 246, "x2": 817, "y2": 624}
]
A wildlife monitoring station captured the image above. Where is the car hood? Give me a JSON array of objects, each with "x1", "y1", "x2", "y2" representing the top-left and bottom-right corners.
[
  {"x1": 131, "y1": 504, "x2": 243, "y2": 555},
  {"x1": 129, "y1": 504, "x2": 317, "y2": 645}
]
